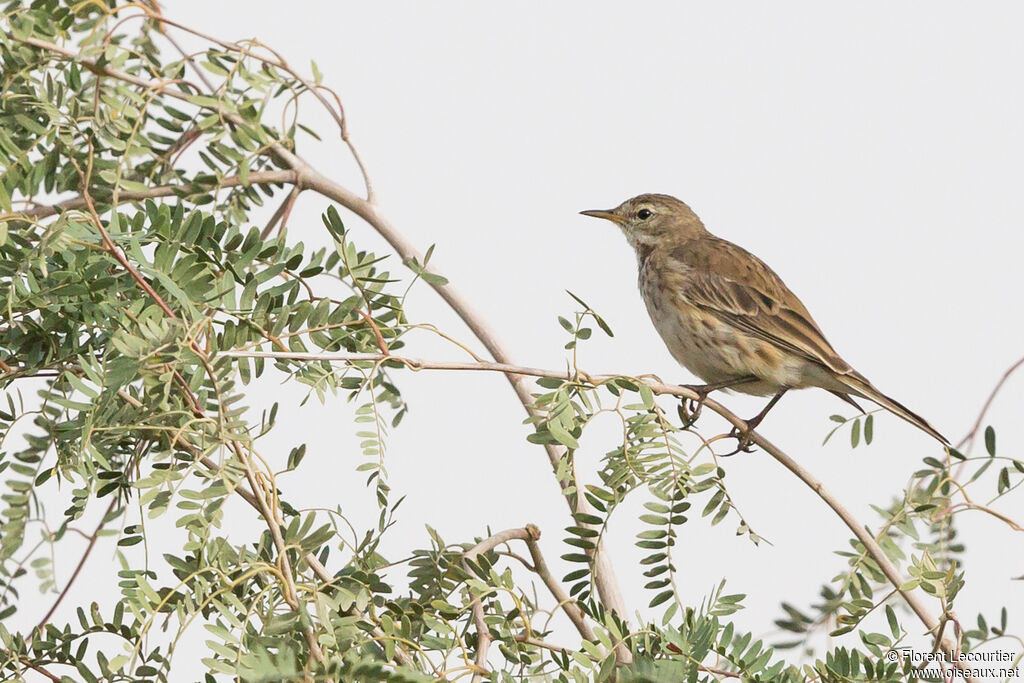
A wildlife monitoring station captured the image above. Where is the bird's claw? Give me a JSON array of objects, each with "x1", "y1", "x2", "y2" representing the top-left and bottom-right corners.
[
  {"x1": 678, "y1": 387, "x2": 711, "y2": 427},
  {"x1": 721, "y1": 425, "x2": 758, "y2": 456}
]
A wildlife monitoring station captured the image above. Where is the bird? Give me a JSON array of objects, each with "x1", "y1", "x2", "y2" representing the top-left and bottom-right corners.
[{"x1": 581, "y1": 193, "x2": 948, "y2": 446}]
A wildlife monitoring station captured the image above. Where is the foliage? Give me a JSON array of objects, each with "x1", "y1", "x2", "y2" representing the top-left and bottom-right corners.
[{"x1": 0, "y1": 2, "x2": 1021, "y2": 682}]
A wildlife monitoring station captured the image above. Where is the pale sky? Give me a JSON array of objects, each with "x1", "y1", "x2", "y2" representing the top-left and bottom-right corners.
[{"x1": 18, "y1": 2, "x2": 1024, "y2": 677}]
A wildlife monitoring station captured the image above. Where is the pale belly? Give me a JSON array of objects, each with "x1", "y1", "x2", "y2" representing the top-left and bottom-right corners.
[{"x1": 640, "y1": 272, "x2": 811, "y2": 396}]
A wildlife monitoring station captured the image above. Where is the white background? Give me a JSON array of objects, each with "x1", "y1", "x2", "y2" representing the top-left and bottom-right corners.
[{"x1": 16, "y1": 2, "x2": 1024, "y2": 678}]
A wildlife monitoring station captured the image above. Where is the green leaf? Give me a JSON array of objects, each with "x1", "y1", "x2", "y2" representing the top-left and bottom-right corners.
[
  {"x1": 638, "y1": 383, "x2": 655, "y2": 410},
  {"x1": 323, "y1": 205, "x2": 346, "y2": 239},
  {"x1": 998, "y1": 467, "x2": 1010, "y2": 494},
  {"x1": 420, "y1": 271, "x2": 449, "y2": 286},
  {"x1": 287, "y1": 444, "x2": 307, "y2": 470},
  {"x1": 201, "y1": 60, "x2": 229, "y2": 76},
  {"x1": 547, "y1": 419, "x2": 579, "y2": 449},
  {"x1": 187, "y1": 94, "x2": 224, "y2": 109},
  {"x1": 885, "y1": 605, "x2": 899, "y2": 638},
  {"x1": 649, "y1": 589, "x2": 674, "y2": 607}
]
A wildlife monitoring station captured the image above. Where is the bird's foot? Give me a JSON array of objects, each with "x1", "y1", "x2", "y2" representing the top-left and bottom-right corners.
[
  {"x1": 678, "y1": 378, "x2": 755, "y2": 427},
  {"x1": 718, "y1": 388, "x2": 787, "y2": 454},
  {"x1": 721, "y1": 423, "x2": 760, "y2": 456},
  {"x1": 678, "y1": 384, "x2": 715, "y2": 427}
]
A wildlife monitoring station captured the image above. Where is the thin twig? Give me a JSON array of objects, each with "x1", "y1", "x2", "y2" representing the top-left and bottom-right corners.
[
  {"x1": 261, "y1": 185, "x2": 302, "y2": 239},
  {"x1": 146, "y1": 12, "x2": 378, "y2": 202},
  {"x1": 21, "y1": 661, "x2": 62, "y2": 682},
  {"x1": 32, "y1": 498, "x2": 117, "y2": 637},
  {"x1": 462, "y1": 527, "x2": 538, "y2": 682},
  {"x1": 956, "y1": 354, "x2": 1024, "y2": 452},
  {"x1": 162, "y1": 26, "x2": 217, "y2": 93},
  {"x1": 79, "y1": 190, "x2": 177, "y2": 320},
  {"x1": 524, "y1": 534, "x2": 595, "y2": 642}
]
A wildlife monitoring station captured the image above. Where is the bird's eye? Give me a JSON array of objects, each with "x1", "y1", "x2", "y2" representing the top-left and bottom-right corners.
[{"x1": 637, "y1": 209, "x2": 653, "y2": 220}]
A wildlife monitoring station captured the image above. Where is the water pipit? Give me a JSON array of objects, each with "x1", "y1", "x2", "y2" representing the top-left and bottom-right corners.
[{"x1": 582, "y1": 193, "x2": 947, "y2": 447}]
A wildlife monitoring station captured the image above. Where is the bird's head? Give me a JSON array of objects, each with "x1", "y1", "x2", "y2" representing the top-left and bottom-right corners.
[{"x1": 581, "y1": 193, "x2": 706, "y2": 250}]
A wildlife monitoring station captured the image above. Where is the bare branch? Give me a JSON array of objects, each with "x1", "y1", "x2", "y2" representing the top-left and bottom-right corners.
[
  {"x1": 957, "y1": 354, "x2": 1024, "y2": 453},
  {"x1": 21, "y1": 661, "x2": 62, "y2": 682},
  {"x1": 524, "y1": 533, "x2": 595, "y2": 642},
  {"x1": 261, "y1": 185, "x2": 302, "y2": 239}
]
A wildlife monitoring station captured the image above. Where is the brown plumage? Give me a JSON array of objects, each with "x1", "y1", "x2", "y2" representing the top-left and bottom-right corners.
[{"x1": 582, "y1": 193, "x2": 948, "y2": 445}]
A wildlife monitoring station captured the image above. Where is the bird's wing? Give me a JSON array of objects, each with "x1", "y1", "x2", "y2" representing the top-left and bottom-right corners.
[
  {"x1": 669, "y1": 237, "x2": 950, "y2": 444},
  {"x1": 671, "y1": 238, "x2": 852, "y2": 375}
]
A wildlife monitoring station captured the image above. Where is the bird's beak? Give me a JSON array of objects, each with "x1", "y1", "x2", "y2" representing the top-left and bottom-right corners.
[{"x1": 580, "y1": 209, "x2": 626, "y2": 225}]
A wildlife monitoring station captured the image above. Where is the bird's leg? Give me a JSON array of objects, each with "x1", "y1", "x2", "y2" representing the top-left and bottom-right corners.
[
  {"x1": 724, "y1": 389, "x2": 788, "y2": 455},
  {"x1": 679, "y1": 375, "x2": 759, "y2": 427}
]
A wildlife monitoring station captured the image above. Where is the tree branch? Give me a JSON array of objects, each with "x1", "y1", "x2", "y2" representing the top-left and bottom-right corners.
[
  {"x1": 457, "y1": 525, "x2": 597, "y2": 672},
  {"x1": 260, "y1": 185, "x2": 302, "y2": 238},
  {"x1": 2, "y1": 170, "x2": 296, "y2": 221},
  {"x1": 219, "y1": 348, "x2": 976, "y2": 680}
]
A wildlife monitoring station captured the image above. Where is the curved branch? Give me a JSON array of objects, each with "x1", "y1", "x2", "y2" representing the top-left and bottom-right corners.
[
  {"x1": 956, "y1": 354, "x2": 1024, "y2": 452},
  {"x1": 462, "y1": 527, "x2": 539, "y2": 682},
  {"x1": 459, "y1": 524, "x2": 595, "y2": 647}
]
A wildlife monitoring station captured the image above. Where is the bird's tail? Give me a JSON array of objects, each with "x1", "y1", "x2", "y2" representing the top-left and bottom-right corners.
[{"x1": 839, "y1": 372, "x2": 949, "y2": 445}]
